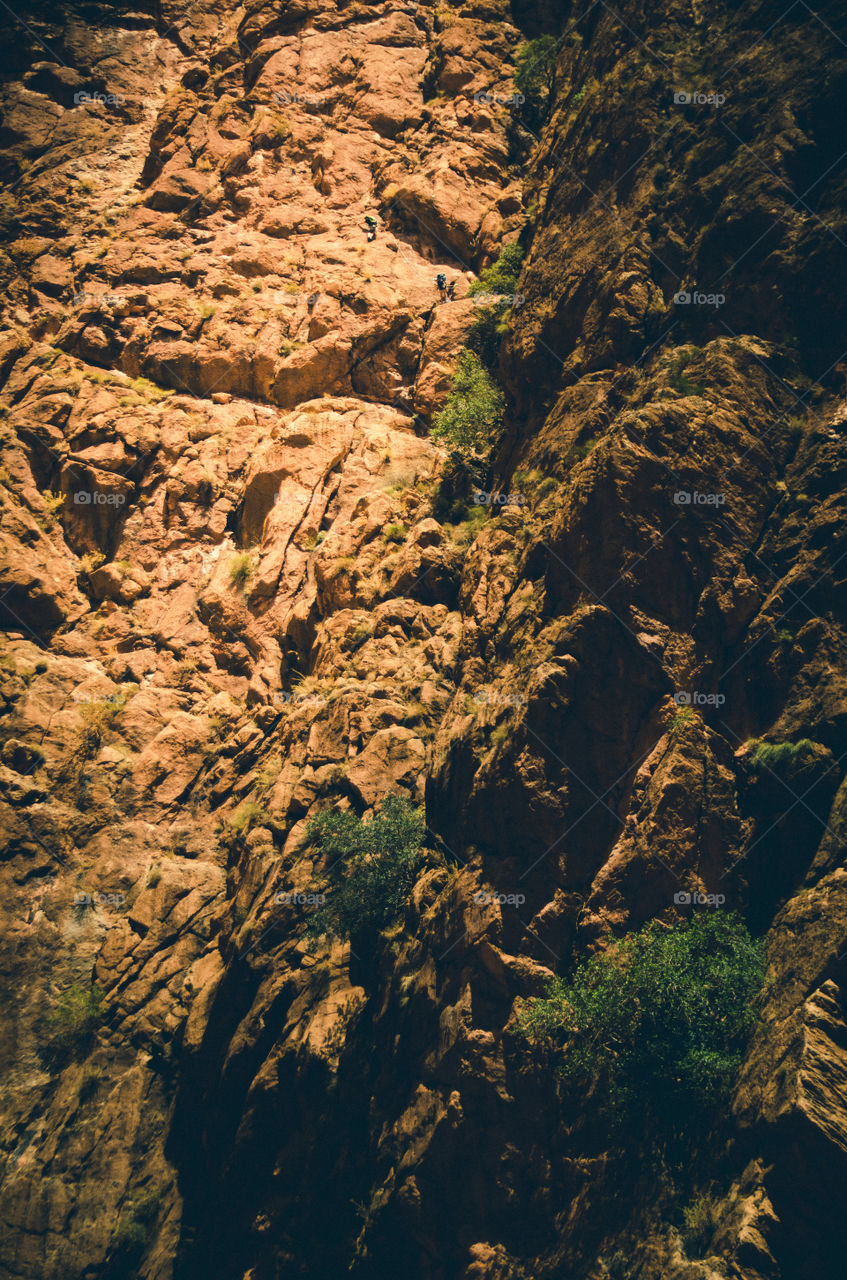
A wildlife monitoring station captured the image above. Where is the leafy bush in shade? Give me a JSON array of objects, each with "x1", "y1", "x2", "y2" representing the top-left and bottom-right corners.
[
  {"x1": 467, "y1": 242, "x2": 524, "y2": 368},
  {"x1": 513, "y1": 36, "x2": 559, "y2": 131},
  {"x1": 41, "y1": 983, "x2": 104, "y2": 1068},
  {"x1": 431, "y1": 351, "x2": 504, "y2": 454},
  {"x1": 467, "y1": 241, "x2": 524, "y2": 300},
  {"x1": 306, "y1": 794, "x2": 426, "y2": 946},
  {"x1": 516, "y1": 913, "x2": 766, "y2": 1137}
]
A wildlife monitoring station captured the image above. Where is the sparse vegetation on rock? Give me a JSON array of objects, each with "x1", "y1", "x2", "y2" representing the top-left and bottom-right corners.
[
  {"x1": 306, "y1": 794, "x2": 427, "y2": 946},
  {"x1": 1, "y1": 2, "x2": 846, "y2": 1278},
  {"x1": 40, "y1": 983, "x2": 104, "y2": 1069},
  {"x1": 516, "y1": 914, "x2": 766, "y2": 1141},
  {"x1": 431, "y1": 350, "x2": 504, "y2": 455}
]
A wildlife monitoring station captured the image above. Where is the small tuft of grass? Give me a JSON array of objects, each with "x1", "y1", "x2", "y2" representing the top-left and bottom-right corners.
[
  {"x1": 680, "y1": 1193, "x2": 721, "y2": 1257},
  {"x1": 668, "y1": 705, "x2": 696, "y2": 737},
  {"x1": 351, "y1": 623, "x2": 373, "y2": 648},
  {"x1": 748, "y1": 738, "x2": 819, "y2": 772},
  {"x1": 666, "y1": 349, "x2": 707, "y2": 398},
  {"x1": 42, "y1": 490, "x2": 65, "y2": 516},
  {"x1": 79, "y1": 550, "x2": 106, "y2": 577},
  {"x1": 41, "y1": 983, "x2": 104, "y2": 1068},
  {"x1": 229, "y1": 800, "x2": 267, "y2": 834},
  {"x1": 228, "y1": 552, "x2": 254, "y2": 590}
]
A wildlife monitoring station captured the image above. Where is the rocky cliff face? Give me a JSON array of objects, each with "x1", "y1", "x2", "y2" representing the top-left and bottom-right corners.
[{"x1": 1, "y1": 2, "x2": 846, "y2": 1278}]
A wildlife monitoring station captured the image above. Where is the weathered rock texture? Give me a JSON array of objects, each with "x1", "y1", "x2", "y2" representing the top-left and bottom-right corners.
[{"x1": 1, "y1": 1, "x2": 846, "y2": 1279}]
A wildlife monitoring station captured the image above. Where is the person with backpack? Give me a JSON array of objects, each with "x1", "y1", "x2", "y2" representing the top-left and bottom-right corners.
[
  {"x1": 436, "y1": 272, "x2": 447, "y2": 302},
  {"x1": 364, "y1": 215, "x2": 378, "y2": 242}
]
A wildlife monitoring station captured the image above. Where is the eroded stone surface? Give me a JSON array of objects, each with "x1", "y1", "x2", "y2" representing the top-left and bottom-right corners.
[{"x1": 1, "y1": 2, "x2": 847, "y2": 1279}]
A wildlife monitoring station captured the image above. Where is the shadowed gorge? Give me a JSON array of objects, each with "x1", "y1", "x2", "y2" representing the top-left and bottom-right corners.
[{"x1": 1, "y1": 2, "x2": 847, "y2": 1278}]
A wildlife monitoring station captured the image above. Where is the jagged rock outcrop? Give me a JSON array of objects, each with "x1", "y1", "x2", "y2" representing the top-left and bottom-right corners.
[{"x1": 1, "y1": 2, "x2": 847, "y2": 1279}]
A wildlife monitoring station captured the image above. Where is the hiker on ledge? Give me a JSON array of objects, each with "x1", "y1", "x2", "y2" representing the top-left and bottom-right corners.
[
  {"x1": 364, "y1": 215, "x2": 378, "y2": 242},
  {"x1": 436, "y1": 272, "x2": 447, "y2": 302}
]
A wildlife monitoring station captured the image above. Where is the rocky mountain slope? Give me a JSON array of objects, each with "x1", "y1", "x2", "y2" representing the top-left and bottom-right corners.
[{"x1": 1, "y1": 1, "x2": 846, "y2": 1278}]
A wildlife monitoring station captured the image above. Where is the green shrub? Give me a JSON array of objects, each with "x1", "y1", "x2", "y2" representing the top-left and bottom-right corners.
[
  {"x1": 228, "y1": 552, "x2": 254, "y2": 590},
  {"x1": 468, "y1": 243, "x2": 524, "y2": 368},
  {"x1": 256, "y1": 755, "x2": 283, "y2": 792},
  {"x1": 468, "y1": 242, "x2": 524, "y2": 300},
  {"x1": 666, "y1": 350, "x2": 706, "y2": 397},
  {"x1": 229, "y1": 800, "x2": 267, "y2": 833},
  {"x1": 568, "y1": 435, "x2": 599, "y2": 465},
  {"x1": 42, "y1": 983, "x2": 104, "y2": 1068},
  {"x1": 79, "y1": 550, "x2": 106, "y2": 576},
  {"x1": 79, "y1": 698, "x2": 123, "y2": 755},
  {"x1": 306, "y1": 794, "x2": 426, "y2": 946},
  {"x1": 513, "y1": 36, "x2": 559, "y2": 131},
  {"x1": 449, "y1": 504, "x2": 488, "y2": 545},
  {"x1": 748, "y1": 738, "x2": 818, "y2": 772},
  {"x1": 430, "y1": 451, "x2": 488, "y2": 523},
  {"x1": 668, "y1": 705, "x2": 696, "y2": 737},
  {"x1": 383, "y1": 522, "x2": 408, "y2": 544},
  {"x1": 680, "y1": 1193, "x2": 721, "y2": 1256},
  {"x1": 351, "y1": 622, "x2": 374, "y2": 647},
  {"x1": 432, "y1": 350, "x2": 504, "y2": 455},
  {"x1": 112, "y1": 1186, "x2": 164, "y2": 1263},
  {"x1": 515, "y1": 913, "x2": 765, "y2": 1140},
  {"x1": 268, "y1": 114, "x2": 290, "y2": 145},
  {"x1": 42, "y1": 490, "x2": 65, "y2": 516}
]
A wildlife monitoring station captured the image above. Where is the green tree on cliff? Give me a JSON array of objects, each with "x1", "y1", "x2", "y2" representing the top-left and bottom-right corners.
[
  {"x1": 305, "y1": 794, "x2": 426, "y2": 948},
  {"x1": 431, "y1": 350, "x2": 505, "y2": 455},
  {"x1": 514, "y1": 36, "x2": 559, "y2": 132},
  {"x1": 516, "y1": 912, "x2": 766, "y2": 1142}
]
